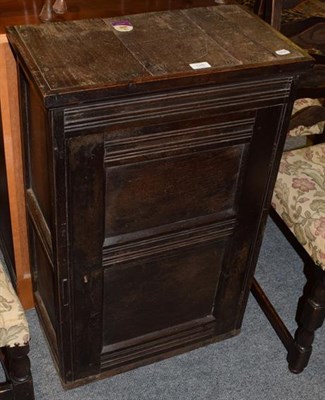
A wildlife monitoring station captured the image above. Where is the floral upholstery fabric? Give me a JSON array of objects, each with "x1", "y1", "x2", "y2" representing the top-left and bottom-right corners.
[
  {"x1": 272, "y1": 143, "x2": 325, "y2": 271},
  {"x1": 289, "y1": 98, "x2": 325, "y2": 137},
  {"x1": 0, "y1": 263, "x2": 30, "y2": 347}
]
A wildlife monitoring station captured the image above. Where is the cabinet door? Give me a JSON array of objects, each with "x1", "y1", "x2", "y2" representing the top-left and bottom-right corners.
[
  {"x1": 101, "y1": 114, "x2": 252, "y2": 346},
  {"x1": 66, "y1": 82, "x2": 290, "y2": 378}
]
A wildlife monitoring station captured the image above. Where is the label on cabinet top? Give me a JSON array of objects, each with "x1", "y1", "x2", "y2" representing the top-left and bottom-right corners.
[{"x1": 7, "y1": 5, "x2": 311, "y2": 106}]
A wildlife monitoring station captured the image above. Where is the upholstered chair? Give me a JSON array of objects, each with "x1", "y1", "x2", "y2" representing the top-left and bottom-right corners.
[
  {"x1": 252, "y1": 98, "x2": 325, "y2": 373},
  {"x1": 246, "y1": 0, "x2": 325, "y2": 372},
  {"x1": 0, "y1": 262, "x2": 34, "y2": 399}
]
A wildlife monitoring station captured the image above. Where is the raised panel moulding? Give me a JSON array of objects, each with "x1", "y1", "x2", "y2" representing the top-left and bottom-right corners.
[
  {"x1": 104, "y1": 118, "x2": 254, "y2": 166},
  {"x1": 63, "y1": 78, "x2": 293, "y2": 133},
  {"x1": 102, "y1": 219, "x2": 236, "y2": 267}
]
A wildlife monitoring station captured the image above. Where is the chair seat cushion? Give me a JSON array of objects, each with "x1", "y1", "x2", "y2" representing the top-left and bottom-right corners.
[
  {"x1": 0, "y1": 263, "x2": 30, "y2": 347},
  {"x1": 272, "y1": 143, "x2": 325, "y2": 271}
]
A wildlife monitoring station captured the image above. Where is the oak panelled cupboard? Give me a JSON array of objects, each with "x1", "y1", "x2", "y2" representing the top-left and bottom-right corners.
[{"x1": 7, "y1": 5, "x2": 311, "y2": 387}]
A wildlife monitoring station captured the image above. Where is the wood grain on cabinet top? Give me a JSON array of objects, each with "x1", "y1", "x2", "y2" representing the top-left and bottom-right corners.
[{"x1": 7, "y1": 5, "x2": 312, "y2": 105}]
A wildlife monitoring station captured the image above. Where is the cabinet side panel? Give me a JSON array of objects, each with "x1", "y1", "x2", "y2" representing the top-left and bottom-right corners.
[
  {"x1": 30, "y1": 222, "x2": 56, "y2": 331},
  {"x1": 27, "y1": 86, "x2": 53, "y2": 231},
  {"x1": 18, "y1": 69, "x2": 58, "y2": 348}
]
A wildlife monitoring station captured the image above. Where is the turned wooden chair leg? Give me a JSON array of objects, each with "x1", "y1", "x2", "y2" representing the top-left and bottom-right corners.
[
  {"x1": 1, "y1": 345, "x2": 34, "y2": 400},
  {"x1": 287, "y1": 266, "x2": 325, "y2": 373},
  {"x1": 252, "y1": 265, "x2": 325, "y2": 373}
]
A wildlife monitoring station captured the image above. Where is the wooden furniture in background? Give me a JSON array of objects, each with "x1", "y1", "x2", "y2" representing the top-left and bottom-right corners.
[
  {"x1": 0, "y1": 0, "x2": 222, "y2": 34},
  {"x1": 254, "y1": 0, "x2": 325, "y2": 36},
  {"x1": 0, "y1": 35, "x2": 33, "y2": 309},
  {"x1": 8, "y1": 5, "x2": 311, "y2": 387},
  {"x1": 253, "y1": 0, "x2": 325, "y2": 96}
]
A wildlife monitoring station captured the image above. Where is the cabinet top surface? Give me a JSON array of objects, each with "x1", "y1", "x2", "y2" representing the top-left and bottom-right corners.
[{"x1": 7, "y1": 5, "x2": 311, "y2": 102}]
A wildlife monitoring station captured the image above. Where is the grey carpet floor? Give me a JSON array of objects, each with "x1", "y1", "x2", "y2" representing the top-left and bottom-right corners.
[{"x1": 25, "y1": 218, "x2": 324, "y2": 399}]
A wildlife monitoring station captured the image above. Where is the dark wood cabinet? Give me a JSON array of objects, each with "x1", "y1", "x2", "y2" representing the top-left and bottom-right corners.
[{"x1": 7, "y1": 5, "x2": 311, "y2": 387}]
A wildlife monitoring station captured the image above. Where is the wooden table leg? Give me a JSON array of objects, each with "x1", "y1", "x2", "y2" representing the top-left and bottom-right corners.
[{"x1": 0, "y1": 34, "x2": 33, "y2": 309}]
